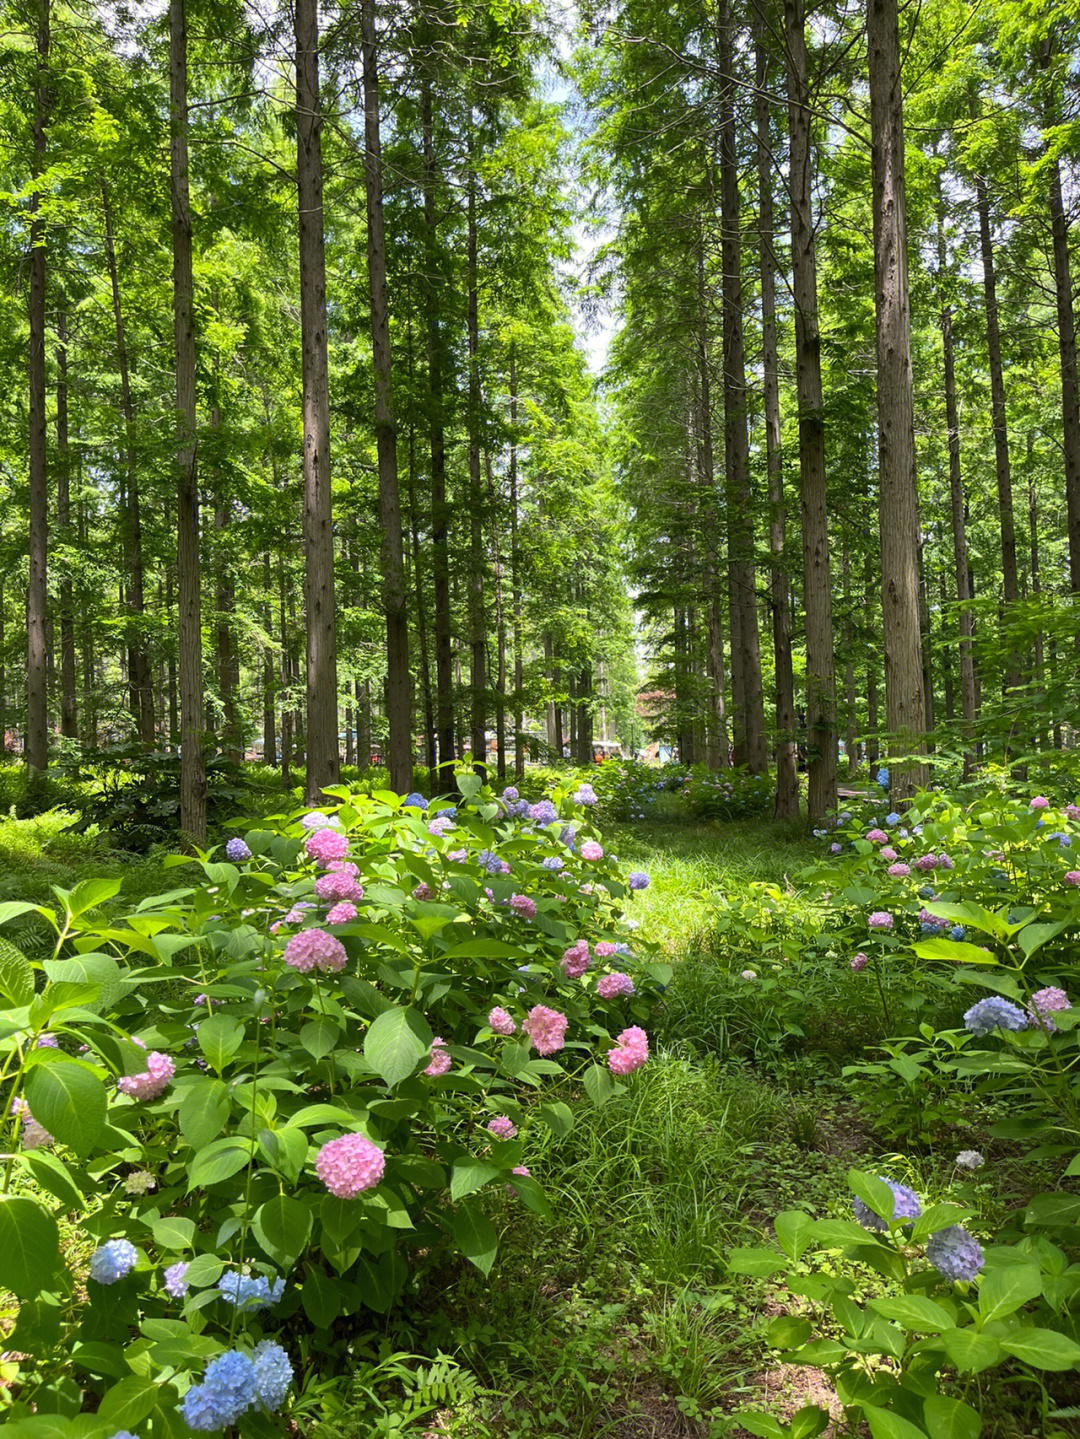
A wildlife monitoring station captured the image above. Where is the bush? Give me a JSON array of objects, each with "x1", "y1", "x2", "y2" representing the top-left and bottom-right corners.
[
  {"x1": 682, "y1": 766, "x2": 774, "y2": 822},
  {"x1": 0, "y1": 770, "x2": 667, "y2": 1436}
]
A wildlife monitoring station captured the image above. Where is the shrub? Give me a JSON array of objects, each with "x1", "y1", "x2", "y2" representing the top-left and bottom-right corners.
[
  {"x1": 0, "y1": 771, "x2": 666, "y2": 1435},
  {"x1": 682, "y1": 766, "x2": 774, "y2": 822}
]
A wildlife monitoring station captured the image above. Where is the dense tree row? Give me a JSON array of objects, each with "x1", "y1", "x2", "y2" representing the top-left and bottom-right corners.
[
  {"x1": 581, "y1": 0, "x2": 1080, "y2": 815},
  {"x1": 0, "y1": 0, "x2": 633, "y2": 837}
]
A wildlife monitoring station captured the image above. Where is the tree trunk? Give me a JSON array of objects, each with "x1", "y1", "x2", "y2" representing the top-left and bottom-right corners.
[
  {"x1": 755, "y1": 18, "x2": 798, "y2": 815},
  {"x1": 56, "y1": 304, "x2": 77, "y2": 741},
  {"x1": 170, "y1": 0, "x2": 206, "y2": 839},
  {"x1": 867, "y1": 0, "x2": 927, "y2": 794},
  {"x1": 466, "y1": 150, "x2": 486, "y2": 776},
  {"x1": 421, "y1": 73, "x2": 454, "y2": 790},
  {"x1": 262, "y1": 551, "x2": 277, "y2": 766},
  {"x1": 696, "y1": 247, "x2": 725, "y2": 772},
  {"x1": 296, "y1": 0, "x2": 340, "y2": 802},
  {"x1": 841, "y1": 539, "x2": 857, "y2": 775},
  {"x1": 279, "y1": 559, "x2": 292, "y2": 789},
  {"x1": 1029, "y1": 470, "x2": 1047, "y2": 750},
  {"x1": 361, "y1": 0, "x2": 411, "y2": 792},
  {"x1": 26, "y1": 0, "x2": 50, "y2": 774},
  {"x1": 212, "y1": 451, "x2": 241, "y2": 764},
  {"x1": 510, "y1": 346, "x2": 525, "y2": 781},
  {"x1": 784, "y1": 0, "x2": 837, "y2": 817},
  {"x1": 917, "y1": 528, "x2": 934, "y2": 748},
  {"x1": 865, "y1": 559, "x2": 879, "y2": 766},
  {"x1": 356, "y1": 678, "x2": 371, "y2": 771}
]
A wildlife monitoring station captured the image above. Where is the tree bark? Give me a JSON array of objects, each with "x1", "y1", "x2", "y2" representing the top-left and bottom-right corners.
[
  {"x1": 170, "y1": 0, "x2": 206, "y2": 839},
  {"x1": 56, "y1": 304, "x2": 77, "y2": 741},
  {"x1": 755, "y1": 17, "x2": 798, "y2": 815},
  {"x1": 784, "y1": 0, "x2": 837, "y2": 817},
  {"x1": 867, "y1": 0, "x2": 927, "y2": 794},
  {"x1": 509, "y1": 347, "x2": 524, "y2": 781},
  {"x1": 361, "y1": 0, "x2": 411, "y2": 792},
  {"x1": 696, "y1": 246, "x2": 725, "y2": 771},
  {"x1": 296, "y1": 0, "x2": 340, "y2": 801},
  {"x1": 466, "y1": 149, "x2": 486, "y2": 776},
  {"x1": 262, "y1": 552, "x2": 277, "y2": 767},
  {"x1": 26, "y1": 0, "x2": 50, "y2": 774}
]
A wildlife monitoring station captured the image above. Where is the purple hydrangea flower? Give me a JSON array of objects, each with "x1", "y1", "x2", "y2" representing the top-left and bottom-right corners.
[
  {"x1": 628, "y1": 871, "x2": 650, "y2": 891},
  {"x1": 853, "y1": 1178, "x2": 922, "y2": 1232},
  {"x1": 926, "y1": 1225, "x2": 984, "y2": 1281},
  {"x1": 964, "y1": 996, "x2": 1028, "y2": 1037},
  {"x1": 225, "y1": 838, "x2": 251, "y2": 862},
  {"x1": 529, "y1": 800, "x2": 559, "y2": 825},
  {"x1": 164, "y1": 1261, "x2": 190, "y2": 1297}
]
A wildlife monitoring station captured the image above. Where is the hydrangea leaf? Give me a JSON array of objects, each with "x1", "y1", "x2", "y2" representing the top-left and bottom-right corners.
[
  {"x1": 363, "y1": 1006, "x2": 433, "y2": 1088},
  {"x1": 998, "y1": 1327, "x2": 1080, "y2": 1370},
  {"x1": 923, "y1": 1396, "x2": 982, "y2": 1439},
  {"x1": 24, "y1": 1062, "x2": 107, "y2": 1156},
  {"x1": 0, "y1": 1197, "x2": 59, "y2": 1299}
]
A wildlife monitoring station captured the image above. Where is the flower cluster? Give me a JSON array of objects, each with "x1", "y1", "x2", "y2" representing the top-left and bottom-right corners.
[
  {"x1": 282, "y1": 927, "x2": 348, "y2": 974},
  {"x1": 579, "y1": 839, "x2": 603, "y2": 862},
  {"x1": 488, "y1": 1007, "x2": 516, "y2": 1035},
  {"x1": 510, "y1": 894, "x2": 537, "y2": 918},
  {"x1": 181, "y1": 1344, "x2": 295, "y2": 1430},
  {"x1": 1029, "y1": 985, "x2": 1070, "y2": 1032},
  {"x1": 522, "y1": 1005, "x2": 568, "y2": 1055},
  {"x1": 304, "y1": 827, "x2": 350, "y2": 865},
  {"x1": 608, "y1": 1025, "x2": 649, "y2": 1075},
  {"x1": 486, "y1": 1116, "x2": 517, "y2": 1140},
  {"x1": 117, "y1": 1049, "x2": 175, "y2": 1102},
  {"x1": 627, "y1": 871, "x2": 650, "y2": 891},
  {"x1": 10, "y1": 1097, "x2": 52, "y2": 1149},
  {"x1": 315, "y1": 1133, "x2": 385, "y2": 1198},
  {"x1": 224, "y1": 837, "x2": 251, "y2": 862},
  {"x1": 926, "y1": 1224, "x2": 985, "y2": 1281},
  {"x1": 561, "y1": 939, "x2": 591, "y2": 979},
  {"x1": 574, "y1": 784, "x2": 598, "y2": 806},
  {"x1": 964, "y1": 995, "x2": 1028, "y2": 1036},
  {"x1": 868, "y1": 911, "x2": 893, "y2": 930},
  {"x1": 425, "y1": 1037, "x2": 452, "y2": 1076},
  {"x1": 315, "y1": 870, "x2": 363, "y2": 902},
  {"x1": 218, "y1": 1272, "x2": 285, "y2": 1311},
  {"x1": 89, "y1": 1239, "x2": 138, "y2": 1285},
  {"x1": 596, "y1": 972, "x2": 635, "y2": 999},
  {"x1": 529, "y1": 800, "x2": 559, "y2": 825},
  {"x1": 852, "y1": 1178, "x2": 921, "y2": 1232}
]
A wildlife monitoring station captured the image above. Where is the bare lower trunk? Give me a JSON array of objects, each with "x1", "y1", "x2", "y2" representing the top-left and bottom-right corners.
[
  {"x1": 26, "y1": 0, "x2": 50, "y2": 774},
  {"x1": 868, "y1": 0, "x2": 927, "y2": 794},
  {"x1": 510, "y1": 349, "x2": 524, "y2": 781},
  {"x1": 466, "y1": 153, "x2": 486, "y2": 775},
  {"x1": 56, "y1": 305, "x2": 77, "y2": 740},
  {"x1": 263, "y1": 555, "x2": 277, "y2": 767},
  {"x1": 296, "y1": 0, "x2": 340, "y2": 802},
  {"x1": 170, "y1": 0, "x2": 205, "y2": 839}
]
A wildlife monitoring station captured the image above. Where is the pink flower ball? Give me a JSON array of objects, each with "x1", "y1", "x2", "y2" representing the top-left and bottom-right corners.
[
  {"x1": 325, "y1": 902, "x2": 358, "y2": 925},
  {"x1": 326, "y1": 859, "x2": 359, "y2": 877},
  {"x1": 117, "y1": 1050, "x2": 175, "y2": 1101},
  {"x1": 594, "y1": 941, "x2": 618, "y2": 958},
  {"x1": 887, "y1": 863, "x2": 910, "y2": 878},
  {"x1": 850, "y1": 952, "x2": 868, "y2": 972},
  {"x1": 866, "y1": 830, "x2": 888, "y2": 844},
  {"x1": 447, "y1": 848, "x2": 468, "y2": 862},
  {"x1": 412, "y1": 882, "x2": 434, "y2": 901},
  {"x1": 1066, "y1": 871, "x2": 1080, "y2": 887},
  {"x1": 868, "y1": 911, "x2": 894, "y2": 930},
  {"x1": 1030, "y1": 796, "x2": 1050, "y2": 810},
  {"x1": 486, "y1": 1115, "x2": 517, "y2": 1140},
  {"x1": 880, "y1": 847, "x2": 898, "y2": 862},
  {"x1": 283, "y1": 927, "x2": 348, "y2": 974},
  {"x1": 914, "y1": 854, "x2": 939, "y2": 872},
  {"x1": 938, "y1": 853, "x2": 954, "y2": 870},
  {"x1": 305, "y1": 828, "x2": 350, "y2": 865},
  {"x1": 315, "y1": 871, "x2": 363, "y2": 902},
  {"x1": 596, "y1": 972, "x2": 635, "y2": 999},
  {"x1": 607, "y1": 1025, "x2": 649, "y2": 1075},
  {"x1": 11, "y1": 1097, "x2": 52, "y2": 1149},
  {"x1": 315, "y1": 1132, "x2": 385, "y2": 1198},
  {"x1": 522, "y1": 1005, "x2": 568, "y2": 1055},
  {"x1": 1067, "y1": 805, "x2": 1080, "y2": 822},
  {"x1": 510, "y1": 894, "x2": 537, "y2": 919},
  {"x1": 427, "y1": 816, "x2": 453, "y2": 836},
  {"x1": 507, "y1": 1164, "x2": 530, "y2": 1196},
  {"x1": 425, "y1": 1037, "x2": 452, "y2": 1077},
  {"x1": 488, "y1": 1007, "x2": 516, "y2": 1035},
  {"x1": 560, "y1": 941, "x2": 591, "y2": 979},
  {"x1": 579, "y1": 840, "x2": 603, "y2": 862}
]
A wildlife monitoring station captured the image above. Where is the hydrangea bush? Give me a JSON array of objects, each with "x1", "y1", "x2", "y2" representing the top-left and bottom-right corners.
[
  {"x1": 682, "y1": 766, "x2": 774, "y2": 823},
  {"x1": 0, "y1": 770, "x2": 665, "y2": 1437}
]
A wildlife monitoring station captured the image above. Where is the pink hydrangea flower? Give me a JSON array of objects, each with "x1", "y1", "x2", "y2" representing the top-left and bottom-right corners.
[
  {"x1": 522, "y1": 1005, "x2": 568, "y2": 1055},
  {"x1": 850, "y1": 952, "x2": 868, "y2": 972},
  {"x1": 283, "y1": 928, "x2": 348, "y2": 974},
  {"x1": 866, "y1": 829, "x2": 888, "y2": 844},
  {"x1": 325, "y1": 902, "x2": 358, "y2": 925},
  {"x1": 425, "y1": 1038, "x2": 452, "y2": 1077},
  {"x1": 880, "y1": 846, "x2": 898, "y2": 862},
  {"x1": 1030, "y1": 986, "x2": 1070, "y2": 1032},
  {"x1": 486, "y1": 1116, "x2": 517, "y2": 1140},
  {"x1": 887, "y1": 863, "x2": 910, "y2": 878},
  {"x1": 579, "y1": 840, "x2": 603, "y2": 861},
  {"x1": 1065, "y1": 870, "x2": 1080, "y2": 887},
  {"x1": 488, "y1": 1007, "x2": 516, "y2": 1035},
  {"x1": 560, "y1": 940, "x2": 591, "y2": 979},
  {"x1": 427, "y1": 816, "x2": 453, "y2": 836},
  {"x1": 594, "y1": 941, "x2": 618, "y2": 958},
  {"x1": 596, "y1": 972, "x2": 635, "y2": 999},
  {"x1": 938, "y1": 853, "x2": 954, "y2": 870},
  {"x1": 412, "y1": 882, "x2": 434, "y2": 901},
  {"x1": 1030, "y1": 796, "x2": 1050, "y2": 810},
  {"x1": 10, "y1": 1097, "x2": 52, "y2": 1149},
  {"x1": 315, "y1": 1133, "x2": 385, "y2": 1197},
  {"x1": 305, "y1": 827, "x2": 350, "y2": 865},
  {"x1": 1067, "y1": 805, "x2": 1080, "y2": 822},
  {"x1": 510, "y1": 894, "x2": 536, "y2": 918},
  {"x1": 914, "y1": 854, "x2": 939, "y2": 872},
  {"x1": 315, "y1": 871, "x2": 363, "y2": 902},
  {"x1": 869, "y1": 911, "x2": 893, "y2": 930},
  {"x1": 507, "y1": 1164, "x2": 530, "y2": 1196},
  {"x1": 117, "y1": 1050, "x2": 175, "y2": 1101},
  {"x1": 607, "y1": 1025, "x2": 649, "y2": 1076}
]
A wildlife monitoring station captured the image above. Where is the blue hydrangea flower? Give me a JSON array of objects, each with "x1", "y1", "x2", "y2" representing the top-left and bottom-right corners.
[
  {"x1": 853, "y1": 1178, "x2": 922, "y2": 1232},
  {"x1": 403, "y1": 792, "x2": 428, "y2": 811},
  {"x1": 477, "y1": 849, "x2": 504, "y2": 874},
  {"x1": 628, "y1": 872, "x2": 650, "y2": 891},
  {"x1": 926, "y1": 1225, "x2": 985, "y2": 1281},
  {"x1": 437, "y1": 806, "x2": 458, "y2": 819},
  {"x1": 573, "y1": 784, "x2": 598, "y2": 806},
  {"x1": 218, "y1": 1272, "x2": 285, "y2": 1311},
  {"x1": 502, "y1": 786, "x2": 519, "y2": 803},
  {"x1": 877, "y1": 767, "x2": 890, "y2": 789},
  {"x1": 963, "y1": 996, "x2": 1028, "y2": 1037},
  {"x1": 950, "y1": 925, "x2": 966, "y2": 941},
  {"x1": 918, "y1": 885, "x2": 936, "y2": 900},
  {"x1": 253, "y1": 1341, "x2": 293, "y2": 1411},
  {"x1": 108, "y1": 1432, "x2": 139, "y2": 1439},
  {"x1": 529, "y1": 800, "x2": 559, "y2": 825},
  {"x1": 542, "y1": 856, "x2": 564, "y2": 871},
  {"x1": 559, "y1": 825, "x2": 577, "y2": 850},
  {"x1": 613, "y1": 942, "x2": 631, "y2": 955},
  {"x1": 224, "y1": 838, "x2": 251, "y2": 862},
  {"x1": 163, "y1": 1261, "x2": 189, "y2": 1298},
  {"x1": 89, "y1": 1239, "x2": 138, "y2": 1285},
  {"x1": 509, "y1": 798, "x2": 530, "y2": 818},
  {"x1": 181, "y1": 1351, "x2": 257, "y2": 1431},
  {"x1": 830, "y1": 842, "x2": 842, "y2": 854},
  {"x1": 885, "y1": 811, "x2": 901, "y2": 826}
]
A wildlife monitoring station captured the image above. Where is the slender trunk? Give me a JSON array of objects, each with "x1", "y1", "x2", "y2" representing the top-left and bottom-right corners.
[
  {"x1": 357, "y1": 678, "x2": 371, "y2": 771},
  {"x1": 865, "y1": 559, "x2": 879, "y2": 766},
  {"x1": 263, "y1": 551, "x2": 277, "y2": 766},
  {"x1": 841, "y1": 540, "x2": 857, "y2": 775},
  {"x1": 755, "y1": 19, "x2": 797, "y2": 815},
  {"x1": 544, "y1": 632, "x2": 556, "y2": 750},
  {"x1": 296, "y1": 0, "x2": 340, "y2": 801},
  {"x1": 510, "y1": 347, "x2": 524, "y2": 781},
  {"x1": 466, "y1": 149, "x2": 486, "y2": 775},
  {"x1": 937, "y1": 183, "x2": 977, "y2": 775},
  {"x1": 405, "y1": 313, "x2": 436, "y2": 775},
  {"x1": 170, "y1": 0, "x2": 205, "y2": 838},
  {"x1": 488, "y1": 450, "x2": 507, "y2": 779},
  {"x1": 56, "y1": 305, "x2": 77, "y2": 740},
  {"x1": 576, "y1": 663, "x2": 592, "y2": 765},
  {"x1": 1029, "y1": 471, "x2": 1046, "y2": 749},
  {"x1": 211, "y1": 403, "x2": 240, "y2": 762},
  {"x1": 361, "y1": 0, "x2": 410, "y2": 791},
  {"x1": 939, "y1": 570, "x2": 955, "y2": 724},
  {"x1": 784, "y1": 0, "x2": 837, "y2": 816},
  {"x1": 917, "y1": 529, "x2": 934, "y2": 748},
  {"x1": 868, "y1": 0, "x2": 927, "y2": 793},
  {"x1": 0, "y1": 580, "x2": 5, "y2": 755},
  {"x1": 697, "y1": 247, "x2": 725, "y2": 771},
  {"x1": 279, "y1": 558, "x2": 292, "y2": 789},
  {"x1": 26, "y1": 0, "x2": 50, "y2": 773}
]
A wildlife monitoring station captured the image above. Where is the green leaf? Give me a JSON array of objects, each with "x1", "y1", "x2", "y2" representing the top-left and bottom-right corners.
[
  {"x1": 97, "y1": 1376, "x2": 159, "y2": 1430},
  {"x1": 848, "y1": 1169, "x2": 899, "y2": 1227},
  {"x1": 68, "y1": 878, "x2": 122, "y2": 916},
  {"x1": 24, "y1": 1062, "x2": 107, "y2": 1156},
  {"x1": 913, "y1": 939, "x2": 997, "y2": 965},
  {"x1": 20, "y1": 1150, "x2": 85, "y2": 1211},
  {"x1": 1017, "y1": 921, "x2": 1069, "y2": 960},
  {"x1": 151, "y1": 1217, "x2": 196, "y2": 1252},
  {"x1": 0, "y1": 902, "x2": 42, "y2": 927},
  {"x1": 998, "y1": 1327, "x2": 1080, "y2": 1370},
  {"x1": 253, "y1": 1195, "x2": 312, "y2": 1268},
  {"x1": 774, "y1": 1210, "x2": 815, "y2": 1262},
  {"x1": 869, "y1": 1295, "x2": 954, "y2": 1332},
  {"x1": 939, "y1": 1327, "x2": 1001, "y2": 1374},
  {"x1": 186, "y1": 1138, "x2": 250, "y2": 1191},
  {"x1": 731, "y1": 1413, "x2": 786, "y2": 1439},
  {"x1": 258, "y1": 1126, "x2": 309, "y2": 1184},
  {"x1": 0, "y1": 937, "x2": 34, "y2": 1007},
  {"x1": 789, "y1": 1407, "x2": 830, "y2": 1439},
  {"x1": 178, "y1": 1079, "x2": 231, "y2": 1149},
  {"x1": 728, "y1": 1247, "x2": 788, "y2": 1277},
  {"x1": 196, "y1": 1013, "x2": 245, "y2": 1072},
  {"x1": 301, "y1": 1268, "x2": 341, "y2": 1328},
  {"x1": 583, "y1": 1063, "x2": 615, "y2": 1106},
  {"x1": 42, "y1": 954, "x2": 122, "y2": 1012},
  {"x1": 923, "y1": 1397, "x2": 981, "y2": 1439},
  {"x1": 812, "y1": 1218, "x2": 875, "y2": 1248},
  {"x1": 537, "y1": 1101, "x2": 573, "y2": 1137},
  {"x1": 0, "y1": 1196, "x2": 59, "y2": 1299},
  {"x1": 451, "y1": 1202, "x2": 498, "y2": 1275},
  {"x1": 182, "y1": 1254, "x2": 225, "y2": 1288},
  {"x1": 978, "y1": 1263, "x2": 1041, "y2": 1322},
  {"x1": 767, "y1": 1314, "x2": 811, "y2": 1349},
  {"x1": 363, "y1": 1006, "x2": 433, "y2": 1088},
  {"x1": 450, "y1": 1158, "x2": 500, "y2": 1202},
  {"x1": 300, "y1": 1016, "x2": 340, "y2": 1060},
  {"x1": 863, "y1": 1405, "x2": 930, "y2": 1439}
]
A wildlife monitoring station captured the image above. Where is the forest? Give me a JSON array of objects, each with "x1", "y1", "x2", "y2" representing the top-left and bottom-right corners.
[{"x1": 2, "y1": 0, "x2": 1080, "y2": 1435}]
